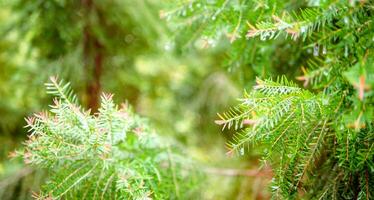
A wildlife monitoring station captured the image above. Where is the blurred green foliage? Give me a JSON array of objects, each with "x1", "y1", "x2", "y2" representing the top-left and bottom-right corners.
[{"x1": 0, "y1": 0, "x2": 269, "y2": 199}]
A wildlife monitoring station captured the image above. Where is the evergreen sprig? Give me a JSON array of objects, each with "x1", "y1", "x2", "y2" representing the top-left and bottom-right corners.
[
  {"x1": 169, "y1": 0, "x2": 374, "y2": 198},
  {"x1": 15, "y1": 77, "x2": 200, "y2": 199},
  {"x1": 246, "y1": 6, "x2": 340, "y2": 41},
  {"x1": 217, "y1": 76, "x2": 373, "y2": 198},
  {"x1": 217, "y1": 77, "x2": 328, "y2": 156}
]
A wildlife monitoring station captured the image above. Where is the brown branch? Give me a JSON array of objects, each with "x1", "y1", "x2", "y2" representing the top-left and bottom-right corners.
[
  {"x1": 81, "y1": 0, "x2": 103, "y2": 113},
  {"x1": 86, "y1": 39, "x2": 103, "y2": 112}
]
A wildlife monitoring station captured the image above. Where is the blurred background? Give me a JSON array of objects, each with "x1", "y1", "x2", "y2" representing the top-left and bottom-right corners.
[{"x1": 0, "y1": 0, "x2": 272, "y2": 199}]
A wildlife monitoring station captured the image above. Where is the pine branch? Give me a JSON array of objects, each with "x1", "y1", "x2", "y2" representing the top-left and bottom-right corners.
[
  {"x1": 16, "y1": 78, "x2": 200, "y2": 199},
  {"x1": 246, "y1": 6, "x2": 340, "y2": 41},
  {"x1": 45, "y1": 76, "x2": 78, "y2": 106},
  {"x1": 217, "y1": 77, "x2": 334, "y2": 197}
]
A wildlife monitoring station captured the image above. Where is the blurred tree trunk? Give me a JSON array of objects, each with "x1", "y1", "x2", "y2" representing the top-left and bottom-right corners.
[{"x1": 82, "y1": 0, "x2": 103, "y2": 113}]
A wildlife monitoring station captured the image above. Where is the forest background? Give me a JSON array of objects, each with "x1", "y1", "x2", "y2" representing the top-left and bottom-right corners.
[
  {"x1": 0, "y1": 0, "x2": 372, "y2": 199},
  {"x1": 0, "y1": 0, "x2": 269, "y2": 199}
]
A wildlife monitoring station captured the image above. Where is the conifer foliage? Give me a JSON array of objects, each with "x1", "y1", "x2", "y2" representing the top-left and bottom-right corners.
[
  {"x1": 168, "y1": 0, "x2": 373, "y2": 199},
  {"x1": 15, "y1": 77, "x2": 198, "y2": 200}
]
